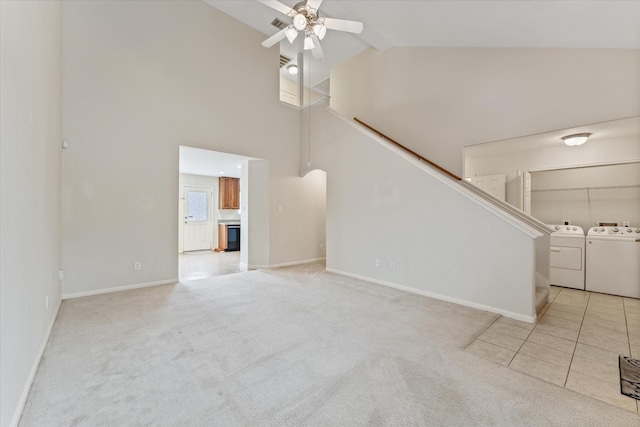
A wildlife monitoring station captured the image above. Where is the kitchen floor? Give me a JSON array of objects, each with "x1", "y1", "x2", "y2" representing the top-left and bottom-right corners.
[
  {"x1": 179, "y1": 250, "x2": 242, "y2": 280},
  {"x1": 466, "y1": 286, "x2": 639, "y2": 413}
]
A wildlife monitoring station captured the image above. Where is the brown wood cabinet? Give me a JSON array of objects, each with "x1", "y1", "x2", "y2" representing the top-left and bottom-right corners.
[
  {"x1": 219, "y1": 177, "x2": 239, "y2": 209},
  {"x1": 216, "y1": 224, "x2": 228, "y2": 252}
]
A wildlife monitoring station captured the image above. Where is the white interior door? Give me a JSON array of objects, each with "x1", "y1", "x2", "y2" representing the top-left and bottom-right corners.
[
  {"x1": 469, "y1": 174, "x2": 506, "y2": 201},
  {"x1": 183, "y1": 185, "x2": 213, "y2": 251}
]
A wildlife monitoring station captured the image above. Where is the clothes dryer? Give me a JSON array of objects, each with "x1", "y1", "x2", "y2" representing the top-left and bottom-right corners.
[
  {"x1": 586, "y1": 226, "x2": 640, "y2": 298},
  {"x1": 549, "y1": 225, "x2": 585, "y2": 290}
]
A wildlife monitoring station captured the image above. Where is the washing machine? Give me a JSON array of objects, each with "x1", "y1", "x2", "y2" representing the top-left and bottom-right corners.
[
  {"x1": 549, "y1": 225, "x2": 585, "y2": 290},
  {"x1": 586, "y1": 226, "x2": 640, "y2": 298}
]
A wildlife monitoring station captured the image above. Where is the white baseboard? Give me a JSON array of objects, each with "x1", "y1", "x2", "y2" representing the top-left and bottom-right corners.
[
  {"x1": 326, "y1": 268, "x2": 536, "y2": 324},
  {"x1": 239, "y1": 262, "x2": 249, "y2": 271},
  {"x1": 10, "y1": 298, "x2": 62, "y2": 427},
  {"x1": 249, "y1": 257, "x2": 326, "y2": 270},
  {"x1": 62, "y1": 278, "x2": 178, "y2": 299}
]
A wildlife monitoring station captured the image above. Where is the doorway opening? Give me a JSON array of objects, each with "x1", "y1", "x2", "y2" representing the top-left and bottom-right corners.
[
  {"x1": 178, "y1": 146, "x2": 257, "y2": 281},
  {"x1": 279, "y1": 52, "x2": 329, "y2": 108},
  {"x1": 522, "y1": 161, "x2": 640, "y2": 232}
]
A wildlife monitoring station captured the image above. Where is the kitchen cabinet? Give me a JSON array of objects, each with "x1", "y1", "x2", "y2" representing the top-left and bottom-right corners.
[
  {"x1": 216, "y1": 224, "x2": 228, "y2": 251},
  {"x1": 219, "y1": 177, "x2": 239, "y2": 209},
  {"x1": 216, "y1": 223, "x2": 240, "y2": 252}
]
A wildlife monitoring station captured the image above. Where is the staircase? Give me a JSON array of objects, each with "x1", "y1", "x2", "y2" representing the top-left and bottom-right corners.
[
  {"x1": 300, "y1": 103, "x2": 552, "y2": 322},
  {"x1": 352, "y1": 116, "x2": 553, "y2": 323}
]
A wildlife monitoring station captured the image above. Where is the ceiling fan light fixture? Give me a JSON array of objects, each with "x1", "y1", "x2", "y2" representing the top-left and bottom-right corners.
[
  {"x1": 293, "y1": 13, "x2": 307, "y2": 31},
  {"x1": 303, "y1": 35, "x2": 315, "y2": 50},
  {"x1": 287, "y1": 64, "x2": 298, "y2": 75},
  {"x1": 259, "y1": 0, "x2": 364, "y2": 59},
  {"x1": 313, "y1": 23, "x2": 327, "y2": 40},
  {"x1": 284, "y1": 26, "x2": 298, "y2": 43},
  {"x1": 562, "y1": 133, "x2": 591, "y2": 146}
]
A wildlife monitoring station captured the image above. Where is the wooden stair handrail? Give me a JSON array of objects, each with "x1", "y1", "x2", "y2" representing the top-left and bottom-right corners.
[{"x1": 354, "y1": 117, "x2": 462, "y2": 181}]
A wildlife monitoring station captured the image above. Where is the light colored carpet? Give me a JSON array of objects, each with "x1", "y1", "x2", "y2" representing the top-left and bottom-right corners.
[{"x1": 20, "y1": 262, "x2": 640, "y2": 426}]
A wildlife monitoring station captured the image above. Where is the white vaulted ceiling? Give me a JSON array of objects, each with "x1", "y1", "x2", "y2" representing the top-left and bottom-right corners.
[{"x1": 204, "y1": 1, "x2": 640, "y2": 89}]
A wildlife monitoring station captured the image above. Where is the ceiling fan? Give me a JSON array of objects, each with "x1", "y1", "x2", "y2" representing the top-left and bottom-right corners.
[{"x1": 258, "y1": 0, "x2": 363, "y2": 60}]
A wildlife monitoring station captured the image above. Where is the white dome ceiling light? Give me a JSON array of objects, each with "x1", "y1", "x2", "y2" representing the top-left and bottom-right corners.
[
  {"x1": 287, "y1": 64, "x2": 298, "y2": 75},
  {"x1": 562, "y1": 133, "x2": 592, "y2": 146},
  {"x1": 258, "y1": 0, "x2": 364, "y2": 60}
]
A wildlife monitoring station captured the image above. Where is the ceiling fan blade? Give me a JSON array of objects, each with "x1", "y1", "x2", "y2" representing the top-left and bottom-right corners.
[
  {"x1": 306, "y1": 0, "x2": 323, "y2": 12},
  {"x1": 322, "y1": 17, "x2": 363, "y2": 34},
  {"x1": 256, "y1": 0, "x2": 296, "y2": 17},
  {"x1": 261, "y1": 28, "x2": 287, "y2": 48},
  {"x1": 311, "y1": 36, "x2": 324, "y2": 60}
]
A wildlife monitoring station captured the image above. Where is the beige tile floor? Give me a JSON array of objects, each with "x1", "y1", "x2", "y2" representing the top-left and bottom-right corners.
[
  {"x1": 466, "y1": 286, "x2": 640, "y2": 413},
  {"x1": 179, "y1": 250, "x2": 242, "y2": 280}
]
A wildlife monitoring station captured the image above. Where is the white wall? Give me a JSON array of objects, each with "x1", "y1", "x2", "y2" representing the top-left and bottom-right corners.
[
  {"x1": 241, "y1": 160, "x2": 270, "y2": 268},
  {"x1": 279, "y1": 75, "x2": 325, "y2": 107},
  {"x1": 240, "y1": 159, "x2": 324, "y2": 270},
  {"x1": 331, "y1": 47, "x2": 640, "y2": 175},
  {"x1": 304, "y1": 105, "x2": 540, "y2": 321},
  {"x1": 531, "y1": 162, "x2": 640, "y2": 230},
  {"x1": 61, "y1": 1, "x2": 326, "y2": 295},
  {"x1": 218, "y1": 209, "x2": 241, "y2": 221},
  {"x1": 0, "y1": 1, "x2": 62, "y2": 425}
]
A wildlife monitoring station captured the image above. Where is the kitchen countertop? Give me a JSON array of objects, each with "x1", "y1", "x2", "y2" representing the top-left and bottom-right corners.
[{"x1": 218, "y1": 220, "x2": 240, "y2": 225}]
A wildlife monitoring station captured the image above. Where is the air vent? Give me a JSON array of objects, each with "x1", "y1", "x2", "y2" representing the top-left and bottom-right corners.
[
  {"x1": 271, "y1": 18, "x2": 288, "y2": 30},
  {"x1": 279, "y1": 55, "x2": 292, "y2": 68}
]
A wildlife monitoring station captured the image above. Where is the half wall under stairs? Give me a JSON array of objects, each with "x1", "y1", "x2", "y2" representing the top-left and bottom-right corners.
[{"x1": 301, "y1": 99, "x2": 550, "y2": 322}]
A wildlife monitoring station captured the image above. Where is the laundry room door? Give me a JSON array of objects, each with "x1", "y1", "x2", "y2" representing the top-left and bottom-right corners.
[
  {"x1": 183, "y1": 185, "x2": 213, "y2": 251},
  {"x1": 469, "y1": 174, "x2": 506, "y2": 201}
]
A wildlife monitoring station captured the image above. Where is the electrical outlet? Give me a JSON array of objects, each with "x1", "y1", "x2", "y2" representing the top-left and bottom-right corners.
[
  {"x1": 375, "y1": 259, "x2": 380, "y2": 267},
  {"x1": 390, "y1": 261, "x2": 396, "y2": 270},
  {"x1": 134, "y1": 262, "x2": 141, "y2": 271},
  {"x1": 45, "y1": 296, "x2": 49, "y2": 309},
  {"x1": 58, "y1": 270, "x2": 64, "y2": 280},
  {"x1": 320, "y1": 242, "x2": 324, "y2": 249}
]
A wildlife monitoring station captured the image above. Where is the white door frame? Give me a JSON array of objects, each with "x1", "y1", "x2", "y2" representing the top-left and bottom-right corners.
[
  {"x1": 177, "y1": 146, "x2": 271, "y2": 268},
  {"x1": 517, "y1": 170, "x2": 532, "y2": 214},
  {"x1": 517, "y1": 160, "x2": 640, "y2": 217}
]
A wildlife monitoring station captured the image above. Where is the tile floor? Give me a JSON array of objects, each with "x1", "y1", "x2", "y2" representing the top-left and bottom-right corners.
[
  {"x1": 179, "y1": 250, "x2": 242, "y2": 280},
  {"x1": 466, "y1": 286, "x2": 640, "y2": 413}
]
